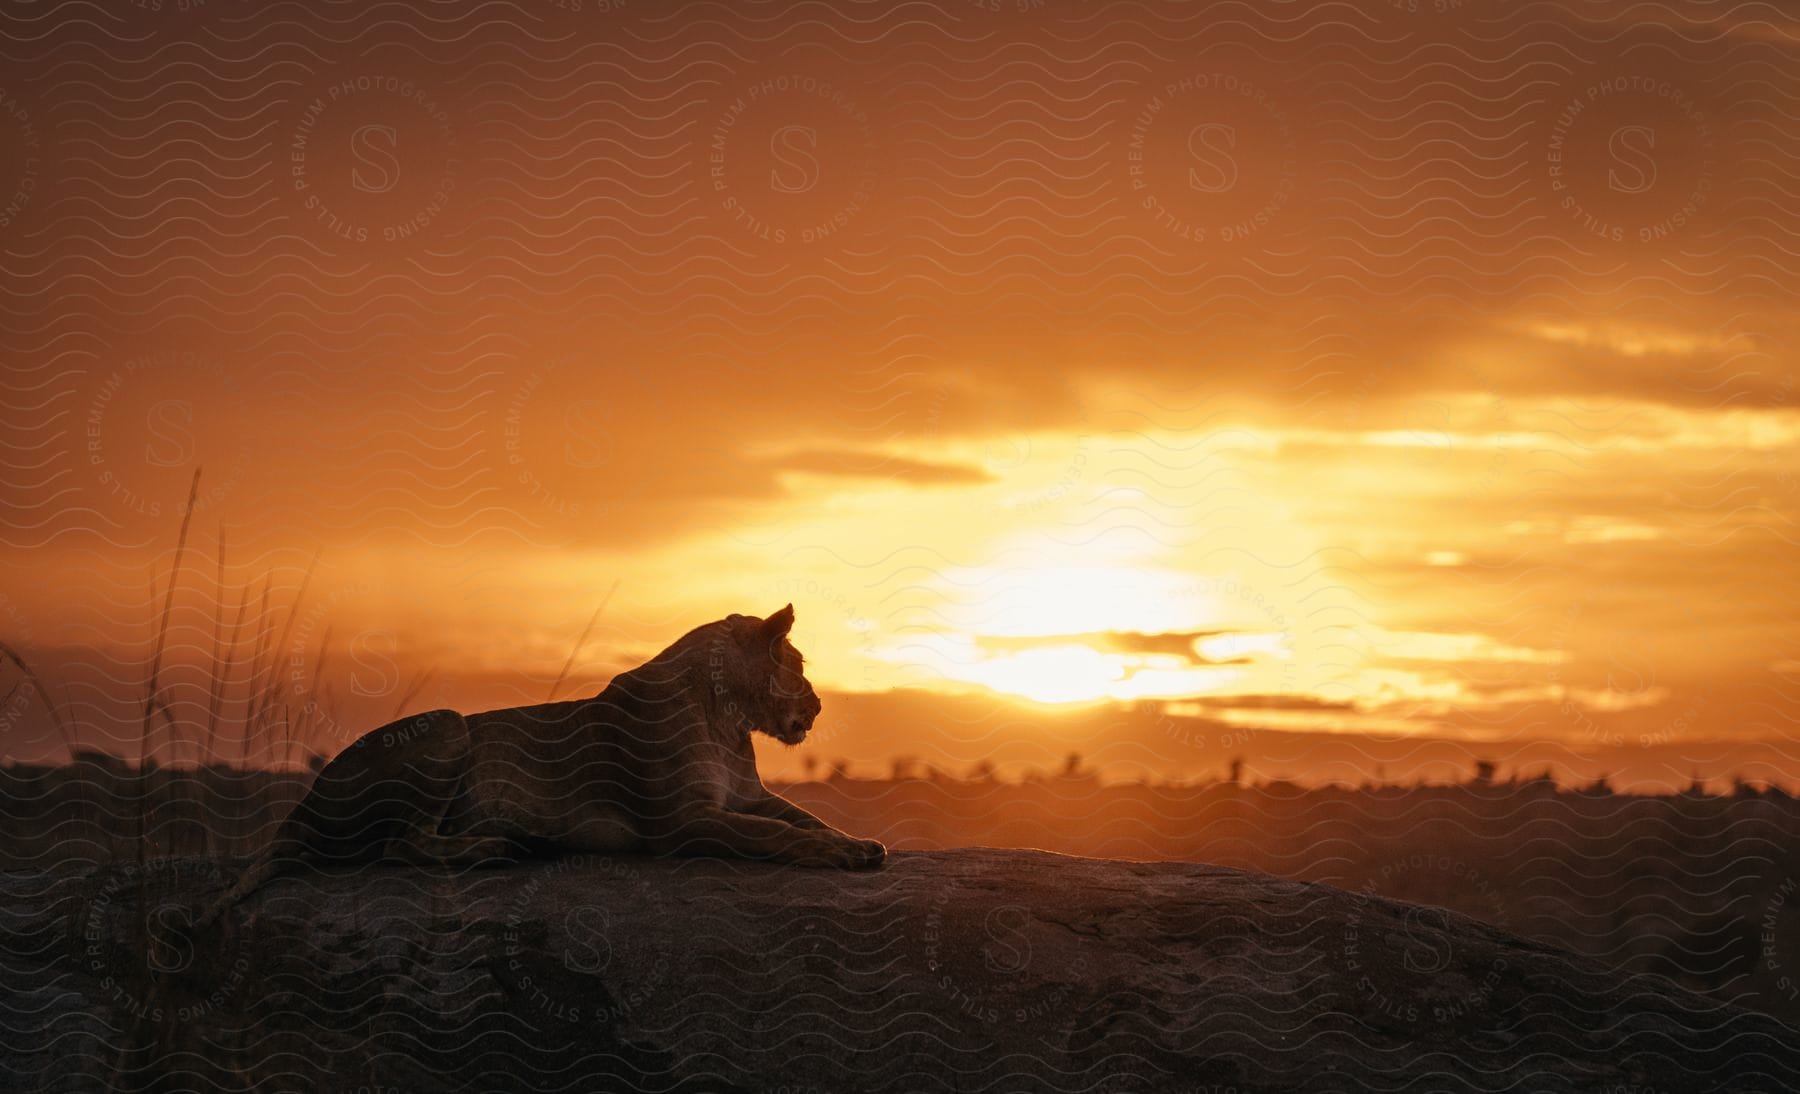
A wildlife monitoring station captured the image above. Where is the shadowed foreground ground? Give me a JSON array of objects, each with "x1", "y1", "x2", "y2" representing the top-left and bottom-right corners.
[{"x1": 5, "y1": 848, "x2": 1798, "y2": 1092}]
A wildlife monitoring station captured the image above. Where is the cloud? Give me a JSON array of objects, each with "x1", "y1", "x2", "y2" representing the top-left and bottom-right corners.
[
  {"x1": 767, "y1": 448, "x2": 995, "y2": 486},
  {"x1": 975, "y1": 630, "x2": 1244, "y2": 661}
]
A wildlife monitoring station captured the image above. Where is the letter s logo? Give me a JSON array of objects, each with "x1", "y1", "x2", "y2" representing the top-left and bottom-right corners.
[
  {"x1": 562, "y1": 905, "x2": 613, "y2": 973},
  {"x1": 144, "y1": 400, "x2": 194, "y2": 467},
  {"x1": 351, "y1": 124, "x2": 401, "y2": 193},
  {"x1": 1605, "y1": 633, "x2": 1657, "y2": 701},
  {"x1": 348, "y1": 629, "x2": 400, "y2": 698},
  {"x1": 562, "y1": 400, "x2": 612, "y2": 467},
  {"x1": 147, "y1": 902, "x2": 198, "y2": 973},
  {"x1": 1401, "y1": 906, "x2": 1455, "y2": 975},
  {"x1": 982, "y1": 904, "x2": 1032, "y2": 974},
  {"x1": 1607, "y1": 125, "x2": 1656, "y2": 193},
  {"x1": 1187, "y1": 123, "x2": 1239, "y2": 192},
  {"x1": 769, "y1": 125, "x2": 820, "y2": 193}
]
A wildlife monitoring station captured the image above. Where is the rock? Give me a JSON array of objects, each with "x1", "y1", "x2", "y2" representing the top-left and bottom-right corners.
[{"x1": 5, "y1": 847, "x2": 1798, "y2": 1092}]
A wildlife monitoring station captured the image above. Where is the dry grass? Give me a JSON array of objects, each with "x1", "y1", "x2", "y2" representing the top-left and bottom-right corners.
[
  {"x1": 5, "y1": 471, "x2": 616, "y2": 864},
  {"x1": 0, "y1": 467, "x2": 621, "y2": 1090},
  {"x1": 0, "y1": 641, "x2": 76, "y2": 761},
  {"x1": 547, "y1": 577, "x2": 619, "y2": 702},
  {"x1": 0, "y1": 467, "x2": 334, "y2": 862}
]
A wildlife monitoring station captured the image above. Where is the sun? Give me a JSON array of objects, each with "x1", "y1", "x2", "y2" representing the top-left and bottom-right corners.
[
  {"x1": 942, "y1": 564, "x2": 1222, "y2": 638},
  {"x1": 863, "y1": 564, "x2": 1283, "y2": 705}
]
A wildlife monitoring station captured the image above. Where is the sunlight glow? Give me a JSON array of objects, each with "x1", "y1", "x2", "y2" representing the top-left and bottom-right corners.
[
  {"x1": 955, "y1": 645, "x2": 1124, "y2": 704},
  {"x1": 421, "y1": 393, "x2": 1788, "y2": 737},
  {"x1": 1196, "y1": 631, "x2": 1291, "y2": 662},
  {"x1": 937, "y1": 564, "x2": 1222, "y2": 638}
]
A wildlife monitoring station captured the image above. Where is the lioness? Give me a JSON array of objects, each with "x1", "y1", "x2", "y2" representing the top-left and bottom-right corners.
[{"x1": 199, "y1": 605, "x2": 884, "y2": 926}]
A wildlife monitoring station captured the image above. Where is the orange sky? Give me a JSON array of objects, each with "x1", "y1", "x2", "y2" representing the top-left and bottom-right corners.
[{"x1": 0, "y1": 0, "x2": 1795, "y2": 790}]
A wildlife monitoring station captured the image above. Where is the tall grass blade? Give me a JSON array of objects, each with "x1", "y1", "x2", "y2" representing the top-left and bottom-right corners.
[
  {"x1": 391, "y1": 666, "x2": 436, "y2": 721},
  {"x1": 202, "y1": 524, "x2": 228, "y2": 765},
  {"x1": 247, "y1": 548, "x2": 319, "y2": 762},
  {"x1": 0, "y1": 642, "x2": 76, "y2": 761},
  {"x1": 143, "y1": 468, "x2": 201, "y2": 766},
  {"x1": 240, "y1": 572, "x2": 272, "y2": 770},
  {"x1": 547, "y1": 578, "x2": 619, "y2": 702}
]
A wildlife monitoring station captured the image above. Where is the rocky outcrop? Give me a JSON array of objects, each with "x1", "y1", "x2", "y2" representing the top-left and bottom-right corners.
[{"x1": 5, "y1": 848, "x2": 1798, "y2": 1092}]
